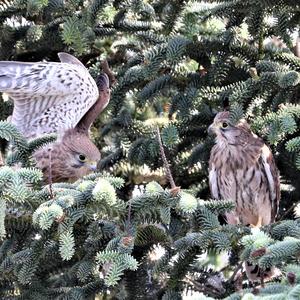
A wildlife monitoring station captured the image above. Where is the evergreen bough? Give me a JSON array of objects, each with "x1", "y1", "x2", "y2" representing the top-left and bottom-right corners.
[{"x1": 0, "y1": 0, "x2": 299, "y2": 299}]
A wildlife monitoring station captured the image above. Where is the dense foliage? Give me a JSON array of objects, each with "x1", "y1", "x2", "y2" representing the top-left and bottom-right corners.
[{"x1": 0, "y1": 0, "x2": 299, "y2": 299}]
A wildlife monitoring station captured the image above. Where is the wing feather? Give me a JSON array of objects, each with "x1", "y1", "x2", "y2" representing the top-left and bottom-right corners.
[
  {"x1": 209, "y1": 148, "x2": 220, "y2": 199},
  {"x1": 57, "y1": 52, "x2": 85, "y2": 67},
  {"x1": 260, "y1": 145, "x2": 280, "y2": 222},
  {"x1": 0, "y1": 53, "x2": 99, "y2": 139},
  {"x1": 209, "y1": 165, "x2": 220, "y2": 199}
]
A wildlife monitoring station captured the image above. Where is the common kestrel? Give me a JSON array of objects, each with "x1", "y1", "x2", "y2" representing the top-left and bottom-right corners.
[
  {"x1": 208, "y1": 111, "x2": 280, "y2": 280},
  {"x1": 0, "y1": 53, "x2": 110, "y2": 183}
]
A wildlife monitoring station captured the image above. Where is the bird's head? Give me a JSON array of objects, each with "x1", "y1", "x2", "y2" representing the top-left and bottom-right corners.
[
  {"x1": 61, "y1": 129, "x2": 100, "y2": 176},
  {"x1": 208, "y1": 111, "x2": 251, "y2": 146}
]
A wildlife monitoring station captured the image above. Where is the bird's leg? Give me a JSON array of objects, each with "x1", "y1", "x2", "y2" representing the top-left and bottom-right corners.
[{"x1": 250, "y1": 216, "x2": 263, "y2": 228}]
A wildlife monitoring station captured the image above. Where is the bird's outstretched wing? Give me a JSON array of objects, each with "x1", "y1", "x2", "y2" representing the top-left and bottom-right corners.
[{"x1": 0, "y1": 53, "x2": 99, "y2": 139}]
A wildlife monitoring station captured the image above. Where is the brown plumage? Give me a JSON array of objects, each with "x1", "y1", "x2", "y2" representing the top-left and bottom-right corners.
[
  {"x1": 0, "y1": 53, "x2": 110, "y2": 183},
  {"x1": 208, "y1": 111, "x2": 280, "y2": 281},
  {"x1": 33, "y1": 129, "x2": 101, "y2": 183}
]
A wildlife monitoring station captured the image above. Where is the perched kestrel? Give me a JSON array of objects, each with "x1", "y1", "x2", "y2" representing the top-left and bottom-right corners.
[
  {"x1": 208, "y1": 111, "x2": 280, "y2": 280},
  {"x1": 0, "y1": 53, "x2": 110, "y2": 183}
]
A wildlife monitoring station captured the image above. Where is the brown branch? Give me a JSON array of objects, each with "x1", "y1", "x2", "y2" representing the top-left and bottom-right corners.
[
  {"x1": 156, "y1": 126, "x2": 180, "y2": 196},
  {"x1": 279, "y1": 202, "x2": 297, "y2": 221},
  {"x1": 229, "y1": 261, "x2": 243, "y2": 283}
]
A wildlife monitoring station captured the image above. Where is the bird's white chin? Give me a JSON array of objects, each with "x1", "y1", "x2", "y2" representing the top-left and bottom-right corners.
[{"x1": 215, "y1": 136, "x2": 230, "y2": 150}]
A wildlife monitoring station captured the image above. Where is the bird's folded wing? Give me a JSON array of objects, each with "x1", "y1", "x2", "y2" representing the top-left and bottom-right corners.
[
  {"x1": 0, "y1": 53, "x2": 99, "y2": 139},
  {"x1": 209, "y1": 163, "x2": 219, "y2": 199},
  {"x1": 261, "y1": 145, "x2": 280, "y2": 221}
]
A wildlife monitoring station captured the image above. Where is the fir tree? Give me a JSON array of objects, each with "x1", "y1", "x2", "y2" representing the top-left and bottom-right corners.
[{"x1": 0, "y1": 0, "x2": 300, "y2": 299}]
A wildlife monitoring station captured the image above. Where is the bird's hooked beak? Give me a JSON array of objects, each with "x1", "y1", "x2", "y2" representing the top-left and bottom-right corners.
[
  {"x1": 88, "y1": 161, "x2": 98, "y2": 171},
  {"x1": 208, "y1": 124, "x2": 217, "y2": 136}
]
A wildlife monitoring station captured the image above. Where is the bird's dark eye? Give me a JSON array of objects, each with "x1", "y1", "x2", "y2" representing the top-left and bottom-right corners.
[
  {"x1": 78, "y1": 154, "x2": 86, "y2": 162},
  {"x1": 221, "y1": 122, "x2": 229, "y2": 128}
]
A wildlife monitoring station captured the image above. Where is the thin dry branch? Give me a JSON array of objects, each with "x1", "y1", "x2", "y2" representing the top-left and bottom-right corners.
[{"x1": 156, "y1": 126, "x2": 180, "y2": 196}]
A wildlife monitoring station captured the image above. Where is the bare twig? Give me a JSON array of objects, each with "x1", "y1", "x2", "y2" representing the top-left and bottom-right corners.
[
  {"x1": 279, "y1": 202, "x2": 296, "y2": 221},
  {"x1": 260, "y1": 272, "x2": 265, "y2": 288},
  {"x1": 229, "y1": 261, "x2": 243, "y2": 283},
  {"x1": 156, "y1": 126, "x2": 180, "y2": 196}
]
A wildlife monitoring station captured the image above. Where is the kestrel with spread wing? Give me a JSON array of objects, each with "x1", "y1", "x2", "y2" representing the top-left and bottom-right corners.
[
  {"x1": 208, "y1": 111, "x2": 280, "y2": 281},
  {"x1": 0, "y1": 53, "x2": 110, "y2": 183}
]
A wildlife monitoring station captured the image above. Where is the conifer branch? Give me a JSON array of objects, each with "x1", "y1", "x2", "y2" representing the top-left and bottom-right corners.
[{"x1": 0, "y1": 1, "x2": 299, "y2": 298}]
